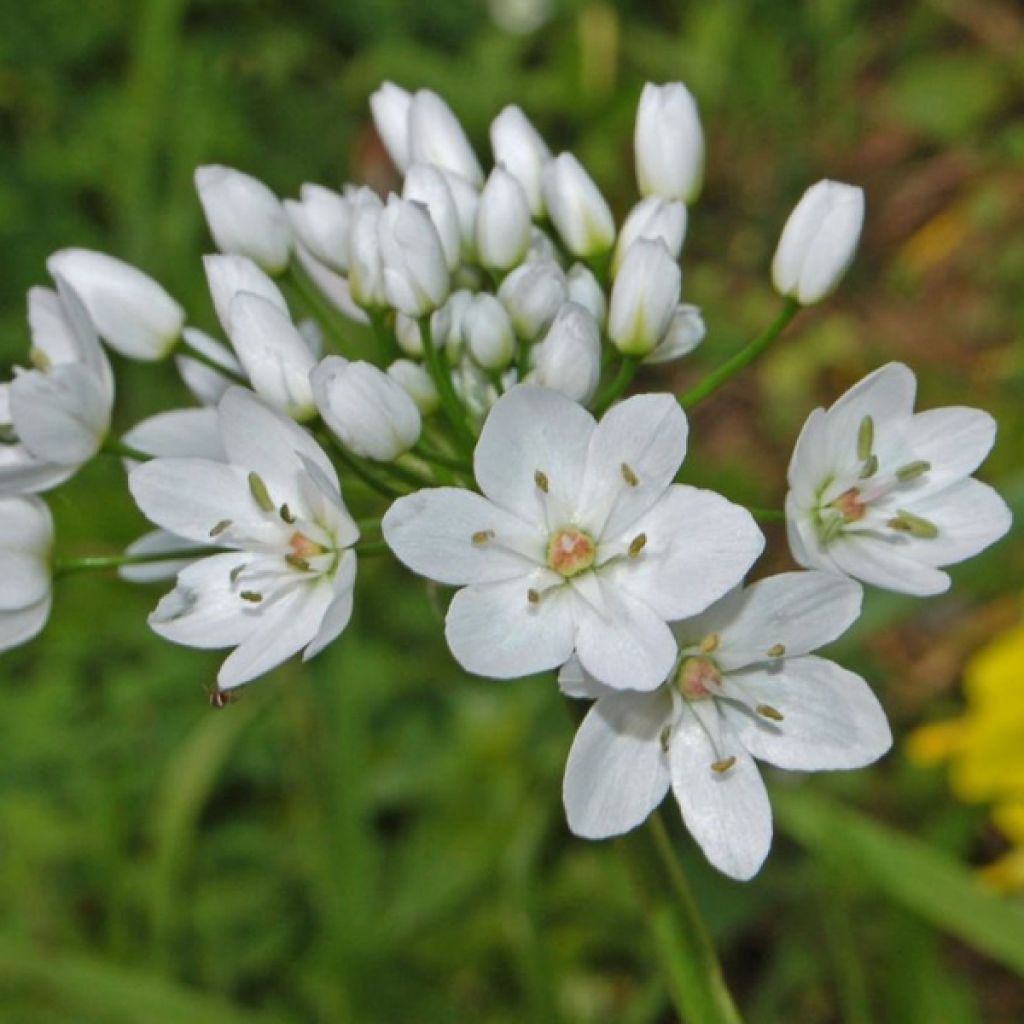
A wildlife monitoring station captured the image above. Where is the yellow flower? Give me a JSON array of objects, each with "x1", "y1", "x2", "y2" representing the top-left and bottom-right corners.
[{"x1": 908, "y1": 620, "x2": 1024, "y2": 890}]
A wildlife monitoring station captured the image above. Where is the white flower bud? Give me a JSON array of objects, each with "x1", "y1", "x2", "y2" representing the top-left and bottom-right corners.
[
  {"x1": 476, "y1": 166, "x2": 532, "y2": 271},
  {"x1": 608, "y1": 239, "x2": 681, "y2": 356},
  {"x1": 531, "y1": 302, "x2": 601, "y2": 404},
  {"x1": 388, "y1": 359, "x2": 439, "y2": 414},
  {"x1": 227, "y1": 292, "x2": 317, "y2": 420},
  {"x1": 47, "y1": 249, "x2": 184, "y2": 361},
  {"x1": 370, "y1": 82, "x2": 412, "y2": 173},
  {"x1": 645, "y1": 303, "x2": 706, "y2": 364},
  {"x1": 312, "y1": 357, "x2": 421, "y2": 461},
  {"x1": 490, "y1": 105, "x2": 551, "y2": 217},
  {"x1": 394, "y1": 314, "x2": 424, "y2": 357},
  {"x1": 194, "y1": 165, "x2": 291, "y2": 273},
  {"x1": 176, "y1": 327, "x2": 243, "y2": 406},
  {"x1": 497, "y1": 259, "x2": 567, "y2": 340},
  {"x1": 203, "y1": 253, "x2": 288, "y2": 337},
  {"x1": 440, "y1": 170, "x2": 480, "y2": 263},
  {"x1": 612, "y1": 196, "x2": 687, "y2": 275},
  {"x1": 284, "y1": 184, "x2": 351, "y2": 273},
  {"x1": 403, "y1": 163, "x2": 462, "y2": 271},
  {"x1": 378, "y1": 196, "x2": 451, "y2": 317},
  {"x1": 462, "y1": 294, "x2": 516, "y2": 371},
  {"x1": 772, "y1": 180, "x2": 865, "y2": 305},
  {"x1": 541, "y1": 153, "x2": 615, "y2": 258},
  {"x1": 526, "y1": 227, "x2": 560, "y2": 265},
  {"x1": 347, "y1": 189, "x2": 387, "y2": 310},
  {"x1": 437, "y1": 288, "x2": 473, "y2": 361},
  {"x1": 634, "y1": 82, "x2": 704, "y2": 203},
  {"x1": 408, "y1": 90, "x2": 483, "y2": 187},
  {"x1": 566, "y1": 263, "x2": 607, "y2": 328}
]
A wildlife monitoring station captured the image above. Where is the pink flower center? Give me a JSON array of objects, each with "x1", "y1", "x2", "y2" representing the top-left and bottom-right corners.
[
  {"x1": 546, "y1": 527, "x2": 597, "y2": 578},
  {"x1": 676, "y1": 656, "x2": 722, "y2": 700},
  {"x1": 831, "y1": 487, "x2": 867, "y2": 522},
  {"x1": 290, "y1": 532, "x2": 327, "y2": 559}
]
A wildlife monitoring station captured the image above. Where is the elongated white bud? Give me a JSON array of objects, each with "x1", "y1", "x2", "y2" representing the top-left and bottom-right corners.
[
  {"x1": 476, "y1": 166, "x2": 532, "y2": 271},
  {"x1": 497, "y1": 259, "x2": 567, "y2": 340},
  {"x1": 541, "y1": 154, "x2": 615, "y2": 258},
  {"x1": 387, "y1": 359, "x2": 439, "y2": 415},
  {"x1": 347, "y1": 188, "x2": 387, "y2": 310},
  {"x1": 490, "y1": 105, "x2": 551, "y2": 217},
  {"x1": 203, "y1": 253, "x2": 288, "y2": 337},
  {"x1": 566, "y1": 263, "x2": 607, "y2": 328},
  {"x1": 440, "y1": 170, "x2": 480, "y2": 263},
  {"x1": 408, "y1": 90, "x2": 483, "y2": 187},
  {"x1": 634, "y1": 82, "x2": 704, "y2": 203},
  {"x1": 195, "y1": 165, "x2": 291, "y2": 273},
  {"x1": 772, "y1": 180, "x2": 865, "y2": 305},
  {"x1": 531, "y1": 302, "x2": 601, "y2": 404},
  {"x1": 370, "y1": 82, "x2": 412, "y2": 173},
  {"x1": 403, "y1": 163, "x2": 462, "y2": 272},
  {"x1": 378, "y1": 196, "x2": 451, "y2": 317},
  {"x1": 645, "y1": 303, "x2": 705, "y2": 364},
  {"x1": 608, "y1": 239, "x2": 681, "y2": 356},
  {"x1": 284, "y1": 184, "x2": 352, "y2": 274},
  {"x1": 462, "y1": 293, "x2": 516, "y2": 371},
  {"x1": 613, "y1": 196, "x2": 687, "y2": 276}
]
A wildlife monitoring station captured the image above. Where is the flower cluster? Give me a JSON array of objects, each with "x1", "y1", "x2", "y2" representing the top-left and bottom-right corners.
[{"x1": 0, "y1": 80, "x2": 1010, "y2": 880}]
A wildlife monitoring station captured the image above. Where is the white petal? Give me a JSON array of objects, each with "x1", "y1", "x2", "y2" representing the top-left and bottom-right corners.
[
  {"x1": 722, "y1": 656, "x2": 891, "y2": 770},
  {"x1": 786, "y1": 407, "x2": 830, "y2": 506},
  {"x1": 0, "y1": 498, "x2": 51, "y2": 610},
  {"x1": 382, "y1": 487, "x2": 545, "y2": 586},
  {"x1": 674, "y1": 570, "x2": 863, "y2": 671},
  {"x1": 669, "y1": 706, "x2": 772, "y2": 881},
  {"x1": 122, "y1": 408, "x2": 225, "y2": 462},
  {"x1": 827, "y1": 532, "x2": 950, "y2": 595},
  {"x1": 203, "y1": 253, "x2": 288, "y2": 337},
  {"x1": 900, "y1": 477, "x2": 1011, "y2": 568},
  {"x1": 129, "y1": 458, "x2": 280, "y2": 545},
  {"x1": 558, "y1": 655, "x2": 617, "y2": 700},
  {"x1": 612, "y1": 486, "x2": 764, "y2": 621},
  {"x1": 118, "y1": 530, "x2": 208, "y2": 583},
  {"x1": 0, "y1": 594, "x2": 52, "y2": 652},
  {"x1": 10, "y1": 364, "x2": 109, "y2": 464},
  {"x1": 445, "y1": 576, "x2": 576, "y2": 679},
  {"x1": 563, "y1": 689, "x2": 672, "y2": 838},
  {"x1": 302, "y1": 551, "x2": 357, "y2": 660},
  {"x1": 177, "y1": 327, "x2": 243, "y2": 406},
  {"x1": 573, "y1": 573, "x2": 678, "y2": 692},
  {"x1": 895, "y1": 406, "x2": 996, "y2": 500},
  {"x1": 218, "y1": 581, "x2": 335, "y2": 689},
  {"x1": 148, "y1": 552, "x2": 264, "y2": 649},
  {"x1": 217, "y1": 387, "x2": 338, "y2": 502},
  {"x1": 0, "y1": 447, "x2": 76, "y2": 496},
  {"x1": 473, "y1": 385, "x2": 595, "y2": 526},
  {"x1": 577, "y1": 394, "x2": 688, "y2": 539}
]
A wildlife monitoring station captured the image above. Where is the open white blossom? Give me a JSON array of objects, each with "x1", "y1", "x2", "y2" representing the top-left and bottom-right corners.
[
  {"x1": 0, "y1": 281, "x2": 114, "y2": 495},
  {"x1": 562, "y1": 571, "x2": 890, "y2": 879},
  {"x1": 383, "y1": 386, "x2": 763, "y2": 690},
  {"x1": 129, "y1": 389, "x2": 359, "y2": 690},
  {"x1": 0, "y1": 496, "x2": 54, "y2": 652},
  {"x1": 786, "y1": 362, "x2": 1011, "y2": 596}
]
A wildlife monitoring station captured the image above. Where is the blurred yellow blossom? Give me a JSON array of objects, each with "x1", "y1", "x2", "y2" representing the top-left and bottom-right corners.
[{"x1": 909, "y1": 619, "x2": 1024, "y2": 890}]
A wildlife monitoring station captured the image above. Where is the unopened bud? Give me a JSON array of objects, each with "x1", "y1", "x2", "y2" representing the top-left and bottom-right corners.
[
  {"x1": 370, "y1": 81, "x2": 412, "y2": 173},
  {"x1": 408, "y1": 89, "x2": 483, "y2": 187},
  {"x1": 498, "y1": 259, "x2": 567, "y2": 340},
  {"x1": 541, "y1": 153, "x2": 615, "y2": 258},
  {"x1": 490, "y1": 105, "x2": 551, "y2": 217},
  {"x1": 531, "y1": 302, "x2": 601, "y2": 404},
  {"x1": 634, "y1": 81, "x2": 704, "y2": 203},
  {"x1": 462, "y1": 293, "x2": 516, "y2": 371},
  {"x1": 476, "y1": 166, "x2": 532, "y2": 271},
  {"x1": 403, "y1": 163, "x2": 462, "y2": 272},
  {"x1": 645, "y1": 303, "x2": 705, "y2": 364},
  {"x1": 284, "y1": 184, "x2": 352, "y2": 274},
  {"x1": 613, "y1": 196, "x2": 687, "y2": 276},
  {"x1": 566, "y1": 264, "x2": 607, "y2": 328},
  {"x1": 387, "y1": 359, "x2": 439, "y2": 414},
  {"x1": 608, "y1": 239, "x2": 681, "y2": 357},
  {"x1": 378, "y1": 195, "x2": 451, "y2": 316}
]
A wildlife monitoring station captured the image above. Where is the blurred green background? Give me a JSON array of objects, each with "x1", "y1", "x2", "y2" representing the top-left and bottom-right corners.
[{"x1": 2, "y1": 0, "x2": 1024, "y2": 1020}]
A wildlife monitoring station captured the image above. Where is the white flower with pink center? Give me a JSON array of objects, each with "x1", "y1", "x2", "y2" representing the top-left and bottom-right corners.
[{"x1": 382, "y1": 385, "x2": 764, "y2": 691}]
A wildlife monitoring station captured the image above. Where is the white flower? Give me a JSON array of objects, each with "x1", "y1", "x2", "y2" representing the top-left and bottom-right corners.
[
  {"x1": 772, "y1": 180, "x2": 865, "y2": 305},
  {"x1": 566, "y1": 264, "x2": 607, "y2": 328},
  {"x1": 226, "y1": 292, "x2": 317, "y2": 421},
  {"x1": 634, "y1": 82, "x2": 704, "y2": 204},
  {"x1": 785, "y1": 362, "x2": 1011, "y2": 596},
  {"x1": 383, "y1": 386, "x2": 764, "y2": 690},
  {"x1": 195, "y1": 165, "x2": 292, "y2": 274},
  {"x1": 530, "y1": 302, "x2": 601, "y2": 405},
  {"x1": 203, "y1": 253, "x2": 288, "y2": 337},
  {"x1": 607, "y1": 239, "x2": 681, "y2": 357},
  {"x1": 612, "y1": 196, "x2": 687, "y2": 276},
  {"x1": 476, "y1": 166, "x2": 532, "y2": 271},
  {"x1": 490, "y1": 105, "x2": 551, "y2": 218},
  {"x1": 561, "y1": 570, "x2": 890, "y2": 880},
  {"x1": 370, "y1": 82, "x2": 413, "y2": 173},
  {"x1": 408, "y1": 89, "x2": 484, "y2": 188},
  {"x1": 312, "y1": 357, "x2": 422, "y2": 462},
  {"x1": 0, "y1": 281, "x2": 114, "y2": 495},
  {"x1": 378, "y1": 196, "x2": 451, "y2": 317},
  {"x1": 403, "y1": 163, "x2": 463, "y2": 272},
  {"x1": 284, "y1": 184, "x2": 352, "y2": 274},
  {"x1": 498, "y1": 259, "x2": 567, "y2": 340},
  {"x1": 346, "y1": 188, "x2": 388, "y2": 310},
  {"x1": 645, "y1": 304, "x2": 705, "y2": 365},
  {"x1": 462, "y1": 293, "x2": 516, "y2": 371},
  {"x1": 177, "y1": 327, "x2": 245, "y2": 406},
  {"x1": 0, "y1": 496, "x2": 54, "y2": 652},
  {"x1": 128, "y1": 389, "x2": 359, "y2": 689},
  {"x1": 439, "y1": 170, "x2": 480, "y2": 263},
  {"x1": 47, "y1": 249, "x2": 184, "y2": 361},
  {"x1": 541, "y1": 154, "x2": 615, "y2": 258},
  {"x1": 388, "y1": 359, "x2": 439, "y2": 415}
]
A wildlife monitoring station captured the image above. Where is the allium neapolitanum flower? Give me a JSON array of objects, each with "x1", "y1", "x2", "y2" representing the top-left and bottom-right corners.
[
  {"x1": 129, "y1": 389, "x2": 359, "y2": 690},
  {"x1": 383, "y1": 386, "x2": 764, "y2": 690},
  {"x1": 786, "y1": 362, "x2": 1011, "y2": 596},
  {"x1": 0, "y1": 281, "x2": 114, "y2": 495},
  {"x1": 561, "y1": 571, "x2": 891, "y2": 880},
  {"x1": 0, "y1": 496, "x2": 54, "y2": 652}
]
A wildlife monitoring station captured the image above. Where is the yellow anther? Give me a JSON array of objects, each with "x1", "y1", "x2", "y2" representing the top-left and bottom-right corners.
[
  {"x1": 767, "y1": 643, "x2": 786, "y2": 658},
  {"x1": 209, "y1": 519, "x2": 231, "y2": 538},
  {"x1": 756, "y1": 703, "x2": 784, "y2": 722},
  {"x1": 279, "y1": 504, "x2": 296, "y2": 524},
  {"x1": 240, "y1": 590, "x2": 263, "y2": 603},
  {"x1": 628, "y1": 533, "x2": 647, "y2": 557},
  {"x1": 699, "y1": 633, "x2": 720, "y2": 654},
  {"x1": 471, "y1": 529, "x2": 495, "y2": 545},
  {"x1": 248, "y1": 472, "x2": 274, "y2": 512},
  {"x1": 534, "y1": 470, "x2": 549, "y2": 493},
  {"x1": 711, "y1": 757, "x2": 736, "y2": 774},
  {"x1": 527, "y1": 588, "x2": 541, "y2": 604},
  {"x1": 620, "y1": 463, "x2": 639, "y2": 487}
]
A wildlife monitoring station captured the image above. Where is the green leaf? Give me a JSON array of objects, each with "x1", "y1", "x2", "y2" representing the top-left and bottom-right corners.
[{"x1": 774, "y1": 789, "x2": 1024, "y2": 976}]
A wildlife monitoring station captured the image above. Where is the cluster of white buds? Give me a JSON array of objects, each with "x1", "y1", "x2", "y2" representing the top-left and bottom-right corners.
[{"x1": 0, "y1": 79, "x2": 1010, "y2": 882}]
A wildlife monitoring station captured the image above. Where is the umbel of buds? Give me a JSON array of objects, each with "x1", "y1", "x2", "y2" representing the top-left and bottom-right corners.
[{"x1": 0, "y1": 75, "x2": 1011, "y2": 898}]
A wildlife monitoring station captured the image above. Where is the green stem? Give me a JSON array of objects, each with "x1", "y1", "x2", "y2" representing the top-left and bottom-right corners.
[
  {"x1": 101, "y1": 437, "x2": 155, "y2": 463},
  {"x1": 285, "y1": 260, "x2": 353, "y2": 354},
  {"x1": 419, "y1": 316, "x2": 476, "y2": 452},
  {"x1": 634, "y1": 812, "x2": 745, "y2": 1024},
  {"x1": 414, "y1": 442, "x2": 472, "y2": 476},
  {"x1": 592, "y1": 355, "x2": 640, "y2": 415},
  {"x1": 679, "y1": 298, "x2": 801, "y2": 409},
  {"x1": 354, "y1": 540, "x2": 389, "y2": 558},
  {"x1": 367, "y1": 309, "x2": 400, "y2": 364},
  {"x1": 55, "y1": 546, "x2": 216, "y2": 578},
  {"x1": 177, "y1": 341, "x2": 249, "y2": 388},
  {"x1": 330, "y1": 443, "x2": 404, "y2": 501}
]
